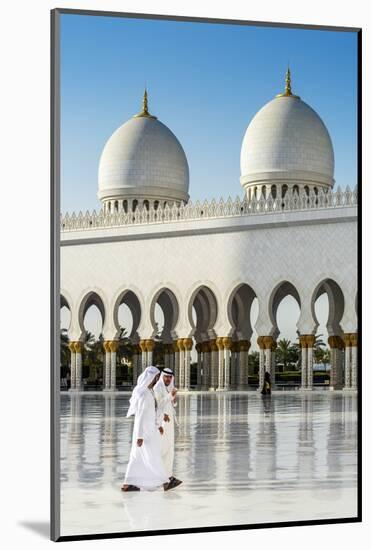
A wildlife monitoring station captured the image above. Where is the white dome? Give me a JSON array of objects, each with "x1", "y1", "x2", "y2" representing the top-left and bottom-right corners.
[
  {"x1": 98, "y1": 97, "x2": 189, "y2": 205},
  {"x1": 240, "y1": 86, "x2": 334, "y2": 191}
]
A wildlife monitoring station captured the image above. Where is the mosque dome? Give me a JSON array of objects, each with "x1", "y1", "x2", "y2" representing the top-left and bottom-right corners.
[
  {"x1": 98, "y1": 90, "x2": 189, "y2": 212},
  {"x1": 240, "y1": 70, "x2": 334, "y2": 199}
]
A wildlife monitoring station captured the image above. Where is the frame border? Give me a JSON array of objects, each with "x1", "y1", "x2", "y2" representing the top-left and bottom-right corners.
[{"x1": 50, "y1": 8, "x2": 362, "y2": 542}]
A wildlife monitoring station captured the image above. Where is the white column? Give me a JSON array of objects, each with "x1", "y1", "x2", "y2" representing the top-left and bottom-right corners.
[
  {"x1": 351, "y1": 346, "x2": 357, "y2": 389},
  {"x1": 206, "y1": 350, "x2": 212, "y2": 389},
  {"x1": 183, "y1": 338, "x2": 192, "y2": 391},
  {"x1": 146, "y1": 339, "x2": 154, "y2": 367},
  {"x1": 139, "y1": 340, "x2": 147, "y2": 371},
  {"x1": 173, "y1": 344, "x2": 180, "y2": 388},
  {"x1": 103, "y1": 341, "x2": 111, "y2": 391},
  {"x1": 230, "y1": 346, "x2": 237, "y2": 389},
  {"x1": 177, "y1": 340, "x2": 185, "y2": 389},
  {"x1": 307, "y1": 346, "x2": 314, "y2": 390},
  {"x1": 202, "y1": 344, "x2": 211, "y2": 390},
  {"x1": 329, "y1": 336, "x2": 343, "y2": 390},
  {"x1": 265, "y1": 347, "x2": 272, "y2": 375},
  {"x1": 271, "y1": 348, "x2": 276, "y2": 388},
  {"x1": 257, "y1": 337, "x2": 265, "y2": 391},
  {"x1": 344, "y1": 341, "x2": 352, "y2": 389},
  {"x1": 259, "y1": 349, "x2": 265, "y2": 390},
  {"x1": 303, "y1": 335, "x2": 315, "y2": 390},
  {"x1": 351, "y1": 334, "x2": 358, "y2": 389},
  {"x1": 110, "y1": 341, "x2": 118, "y2": 391},
  {"x1": 196, "y1": 343, "x2": 202, "y2": 389},
  {"x1": 68, "y1": 342, "x2": 76, "y2": 390},
  {"x1": 216, "y1": 338, "x2": 224, "y2": 390},
  {"x1": 222, "y1": 338, "x2": 232, "y2": 390},
  {"x1": 209, "y1": 340, "x2": 218, "y2": 390},
  {"x1": 237, "y1": 340, "x2": 250, "y2": 390},
  {"x1": 75, "y1": 342, "x2": 83, "y2": 391},
  {"x1": 300, "y1": 336, "x2": 307, "y2": 390}
]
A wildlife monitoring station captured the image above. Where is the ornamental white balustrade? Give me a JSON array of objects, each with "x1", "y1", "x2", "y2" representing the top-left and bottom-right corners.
[{"x1": 60, "y1": 186, "x2": 357, "y2": 232}]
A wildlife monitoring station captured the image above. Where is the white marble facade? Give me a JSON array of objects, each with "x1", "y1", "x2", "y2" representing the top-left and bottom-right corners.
[{"x1": 61, "y1": 74, "x2": 358, "y2": 393}]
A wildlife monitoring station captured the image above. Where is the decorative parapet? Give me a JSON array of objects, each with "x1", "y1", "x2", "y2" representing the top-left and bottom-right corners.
[{"x1": 60, "y1": 186, "x2": 357, "y2": 232}]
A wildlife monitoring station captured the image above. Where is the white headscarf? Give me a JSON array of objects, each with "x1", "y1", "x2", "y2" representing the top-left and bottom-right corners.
[
  {"x1": 154, "y1": 368, "x2": 175, "y2": 393},
  {"x1": 127, "y1": 365, "x2": 160, "y2": 417}
]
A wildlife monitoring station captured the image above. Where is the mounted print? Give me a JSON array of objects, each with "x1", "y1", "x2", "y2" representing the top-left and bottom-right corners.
[{"x1": 51, "y1": 8, "x2": 361, "y2": 542}]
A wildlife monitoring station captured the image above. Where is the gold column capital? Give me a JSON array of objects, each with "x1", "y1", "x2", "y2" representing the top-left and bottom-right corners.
[
  {"x1": 172, "y1": 342, "x2": 179, "y2": 353},
  {"x1": 182, "y1": 338, "x2": 193, "y2": 351},
  {"x1": 343, "y1": 333, "x2": 352, "y2": 347},
  {"x1": 305, "y1": 334, "x2": 316, "y2": 348},
  {"x1": 239, "y1": 340, "x2": 251, "y2": 352},
  {"x1": 263, "y1": 336, "x2": 275, "y2": 350},
  {"x1": 222, "y1": 337, "x2": 232, "y2": 350},
  {"x1": 195, "y1": 342, "x2": 203, "y2": 353},
  {"x1": 74, "y1": 341, "x2": 83, "y2": 354},
  {"x1": 68, "y1": 342, "x2": 75, "y2": 352},
  {"x1": 299, "y1": 335, "x2": 308, "y2": 349},
  {"x1": 350, "y1": 333, "x2": 358, "y2": 347},
  {"x1": 216, "y1": 337, "x2": 224, "y2": 350},
  {"x1": 257, "y1": 336, "x2": 265, "y2": 350},
  {"x1": 139, "y1": 340, "x2": 147, "y2": 353},
  {"x1": 209, "y1": 339, "x2": 218, "y2": 352},
  {"x1": 176, "y1": 338, "x2": 185, "y2": 351},
  {"x1": 145, "y1": 339, "x2": 155, "y2": 352},
  {"x1": 109, "y1": 340, "x2": 119, "y2": 353},
  {"x1": 103, "y1": 340, "x2": 111, "y2": 353}
]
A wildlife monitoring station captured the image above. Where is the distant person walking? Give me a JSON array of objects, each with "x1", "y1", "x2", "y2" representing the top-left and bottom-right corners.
[{"x1": 261, "y1": 371, "x2": 272, "y2": 396}]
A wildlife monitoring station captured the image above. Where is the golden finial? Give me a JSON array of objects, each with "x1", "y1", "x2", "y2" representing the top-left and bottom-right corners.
[
  {"x1": 276, "y1": 67, "x2": 300, "y2": 99},
  {"x1": 134, "y1": 88, "x2": 157, "y2": 119},
  {"x1": 285, "y1": 67, "x2": 292, "y2": 95}
]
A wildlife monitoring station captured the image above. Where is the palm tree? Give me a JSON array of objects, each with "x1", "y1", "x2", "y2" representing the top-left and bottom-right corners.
[
  {"x1": 248, "y1": 351, "x2": 260, "y2": 374},
  {"x1": 314, "y1": 334, "x2": 326, "y2": 351},
  {"x1": 322, "y1": 348, "x2": 331, "y2": 370},
  {"x1": 276, "y1": 339, "x2": 296, "y2": 370},
  {"x1": 314, "y1": 347, "x2": 331, "y2": 369},
  {"x1": 83, "y1": 330, "x2": 96, "y2": 352},
  {"x1": 117, "y1": 327, "x2": 133, "y2": 358}
]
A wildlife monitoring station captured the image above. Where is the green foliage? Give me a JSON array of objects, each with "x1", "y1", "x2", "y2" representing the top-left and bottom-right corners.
[
  {"x1": 276, "y1": 338, "x2": 299, "y2": 370},
  {"x1": 248, "y1": 351, "x2": 259, "y2": 374}
]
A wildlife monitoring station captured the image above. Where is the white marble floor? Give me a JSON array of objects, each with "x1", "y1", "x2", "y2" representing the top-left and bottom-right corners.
[{"x1": 59, "y1": 391, "x2": 358, "y2": 537}]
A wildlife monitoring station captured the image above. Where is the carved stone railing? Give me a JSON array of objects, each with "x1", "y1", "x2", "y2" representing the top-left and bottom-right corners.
[{"x1": 60, "y1": 186, "x2": 357, "y2": 232}]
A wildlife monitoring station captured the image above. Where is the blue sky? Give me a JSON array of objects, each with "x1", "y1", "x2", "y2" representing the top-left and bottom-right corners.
[{"x1": 60, "y1": 13, "x2": 358, "y2": 214}]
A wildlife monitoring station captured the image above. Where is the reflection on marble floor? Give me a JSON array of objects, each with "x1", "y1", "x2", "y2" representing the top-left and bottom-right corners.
[{"x1": 60, "y1": 392, "x2": 358, "y2": 537}]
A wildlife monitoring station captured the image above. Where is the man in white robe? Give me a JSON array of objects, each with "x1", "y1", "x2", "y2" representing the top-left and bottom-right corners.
[
  {"x1": 121, "y1": 366, "x2": 181, "y2": 492},
  {"x1": 154, "y1": 368, "x2": 181, "y2": 484}
]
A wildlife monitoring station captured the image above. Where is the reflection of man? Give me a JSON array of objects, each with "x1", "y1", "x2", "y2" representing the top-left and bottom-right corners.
[
  {"x1": 121, "y1": 366, "x2": 180, "y2": 492},
  {"x1": 154, "y1": 368, "x2": 182, "y2": 486}
]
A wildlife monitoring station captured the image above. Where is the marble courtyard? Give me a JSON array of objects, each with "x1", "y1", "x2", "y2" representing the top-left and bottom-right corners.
[{"x1": 60, "y1": 392, "x2": 357, "y2": 536}]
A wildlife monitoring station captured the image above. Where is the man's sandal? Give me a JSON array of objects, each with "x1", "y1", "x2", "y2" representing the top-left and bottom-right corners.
[{"x1": 164, "y1": 478, "x2": 183, "y2": 491}]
